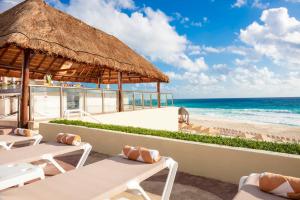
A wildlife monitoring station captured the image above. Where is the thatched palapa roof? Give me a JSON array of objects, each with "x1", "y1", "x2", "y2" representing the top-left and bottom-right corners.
[{"x1": 0, "y1": 0, "x2": 169, "y2": 84}]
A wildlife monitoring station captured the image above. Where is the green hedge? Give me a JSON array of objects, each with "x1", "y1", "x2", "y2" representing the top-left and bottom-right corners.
[{"x1": 50, "y1": 119, "x2": 300, "y2": 155}]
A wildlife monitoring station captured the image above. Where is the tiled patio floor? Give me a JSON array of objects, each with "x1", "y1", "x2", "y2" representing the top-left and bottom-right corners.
[
  {"x1": 54, "y1": 151, "x2": 238, "y2": 200},
  {"x1": 1, "y1": 126, "x2": 238, "y2": 200}
]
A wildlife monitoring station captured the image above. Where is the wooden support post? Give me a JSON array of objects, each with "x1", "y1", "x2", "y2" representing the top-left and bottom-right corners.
[
  {"x1": 83, "y1": 89, "x2": 87, "y2": 114},
  {"x1": 157, "y1": 82, "x2": 161, "y2": 108},
  {"x1": 165, "y1": 94, "x2": 168, "y2": 107},
  {"x1": 97, "y1": 78, "x2": 101, "y2": 89},
  {"x1": 142, "y1": 93, "x2": 144, "y2": 109},
  {"x1": 171, "y1": 94, "x2": 174, "y2": 105},
  {"x1": 132, "y1": 92, "x2": 135, "y2": 111},
  {"x1": 29, "y1": 86, "x2": 32, "y2": 121},
  {"x1": 101, "y1": 89, "x2": 105, "y2": 113},
  {"x1": 20, "y1": 49, "x2": 31, "y2": 128},
  {"x1": 118, "y1": 72, "x2": 123, "y2": 112},
  {"x1": 60, "y1": 86, "x2": 63, "y2": 118}
]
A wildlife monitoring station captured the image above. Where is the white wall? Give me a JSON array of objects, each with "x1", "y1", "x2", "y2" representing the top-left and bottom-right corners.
[
  {"x1": 0, "y1": 97, "x2": 17, "y2": 115},
  {"x1": 40, "y1": 123, "x2": 300, "y2": 184}
]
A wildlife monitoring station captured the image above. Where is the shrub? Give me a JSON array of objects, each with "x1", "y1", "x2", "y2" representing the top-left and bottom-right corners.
[{"x1": 50, "y1": 119, "x2": 300, "y2": 155}]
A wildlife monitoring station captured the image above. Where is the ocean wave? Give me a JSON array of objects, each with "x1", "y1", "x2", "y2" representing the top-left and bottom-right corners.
[{"x1": 187, "y1": 108, "x2": 300, "y2": 126}]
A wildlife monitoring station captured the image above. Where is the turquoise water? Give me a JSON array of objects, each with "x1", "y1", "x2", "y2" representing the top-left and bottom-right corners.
[{"x1": 174, "y1": 97, "x2": 300, "y2": 126}]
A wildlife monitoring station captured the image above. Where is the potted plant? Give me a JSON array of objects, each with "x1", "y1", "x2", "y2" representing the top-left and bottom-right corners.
[{"x1": 44, "y1": 74, "x2": 52, "y2": 86}]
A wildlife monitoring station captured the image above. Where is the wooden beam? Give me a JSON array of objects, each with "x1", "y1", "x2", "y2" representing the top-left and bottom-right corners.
[
  {"x1": 84, "y1": 65, "x2": 93, "y2": 81},
  {"x1": 97, "y1": 78, "x2": 101, "y2": 88},
  {"x1": 0, "y1": 64, "x2": 159, "y2": 83},
  {"x1": 30, "y1": 52, "x2": 36, "y2": 60},
  {"x1": 78, "y1": 65, "x2": 86, "y2": 76},
  {"x1": 20, "y1": 49, "x2": 31, "y2": 128},
  {"x1": 0, "y1": 47, "x2": 9, "y2": 59},
  {"x1": 32, "y1": 54, "x2": 47, "y2": 76},
  {"x1": 45, "y1": 57, "x2": 58, "y2": 73},
  {"x1": 9, "y1": 50, "x2": 22, "y2": 66},
  {"x1": 118, "y1": 72, "x2": 123, "y2": 112},
  {"x1": 97, "y1": 68, "x2": 105, "y2": 87},
  {"x1": 108, "y1": 70, "x2": 111, "y2": 83},
  {"x1": 35, "y1": 55, "x2": 47, "y2": 70},
  {"x1": 157, "y1": 82, "x2": 161, "y2": 108}
]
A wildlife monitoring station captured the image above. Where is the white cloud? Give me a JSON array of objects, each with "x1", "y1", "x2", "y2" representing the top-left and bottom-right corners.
[
  {"x1": 284, "y1": 0, "x2": 300, "y2": 3},
  {"x1": 202, "y1": 46, "x2": 225, "y2": 53},
  {"x1": 230, "y1": 66, "x2": 277, "y2": 87},
  {"x1": 166, "y1": 71, "x2": 220, "y2": 86},
  {"x1": 190, "y1": 21, "x2": 202, "y2": 27},
  {"x1": 232, "y1": 0, "x2": 247, "y2": 8},
  {"x1": 187, "y1": 45, "x2": 202, "y2": 56},
  {"x1": 0, "y1": 0, "x2": 22, "y2": 13},
  {"x1": 112, "y1": 0, "x2": 136, "y2": 10},
  {"x1": 252, "y1": 0, "x2": 269, "y2": 9},
  {"x1": 212, "y1": 64, "x2": 227, "y2": 70},
  {"x1": 173, "y1": 12, "x2": 207, "y2": 28},
  {"x1": 240, "y1": 7, "x2": 300, "y2": 68},
  {"x1": 168, "y1": 65, "x2": 300, "y2": 98},
  {"x1": 227, "y1": 66, "x2": 300, "y2": 97}
]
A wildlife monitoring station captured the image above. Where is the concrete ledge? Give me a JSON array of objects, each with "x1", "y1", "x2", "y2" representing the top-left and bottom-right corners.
[{"x1": 40, "y1": 123, "x2": 300, "y2": 184}]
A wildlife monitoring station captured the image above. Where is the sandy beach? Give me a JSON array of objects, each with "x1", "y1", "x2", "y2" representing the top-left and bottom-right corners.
[{"x1": 189, "y1": 114, "x2": 300, "y2": 140}]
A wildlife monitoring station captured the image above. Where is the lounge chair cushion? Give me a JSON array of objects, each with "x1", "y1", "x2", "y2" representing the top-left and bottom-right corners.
[
  {"x1": 233, "y1": 174, "x2": 287, "y2": 200},
  {"x1": 0, "y1": 142, "x2": 87, "y2": 166},
  {"x1": 13, "y1": 128, "x2": 34, "y2": 137},
  {"x1": 122, "y1": 145, "x2": 161, "y2": 164},
  {"x1": 259, "y1": 172, "x2": 300, "y2": 199},
  {"x1": 56, "y1": 133, "x2": 81, "y2": 146}
]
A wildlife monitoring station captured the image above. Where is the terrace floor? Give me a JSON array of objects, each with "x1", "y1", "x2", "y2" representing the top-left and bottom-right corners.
[
  {"x1": 52, "y1": 151, "x2": 238, "y2": 200},
  {"x1": 1, "y1": 127, "x2": 238, "y2": 199}
]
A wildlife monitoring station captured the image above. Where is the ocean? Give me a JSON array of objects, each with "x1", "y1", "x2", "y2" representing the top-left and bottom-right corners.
[{"x1": 174, "y1": 97, "x2": 300, "y2": 127}]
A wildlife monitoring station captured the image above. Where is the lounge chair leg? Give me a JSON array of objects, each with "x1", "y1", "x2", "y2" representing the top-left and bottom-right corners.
[
  {"x1": 32, "y1": 135, "x2": 43, "y2": 145},
  {"x1": 161, "y1": 158, "x2": 178, "y2": 200},
  {"x1": 76, "y1": 143, "x2": 92, "y2": 168},
  {"x1": 238, "y1": 176, "x2": 248, "y2": 190},
  {"x1": 0, "y1": 142, "x2": 13, "y2": 150},
  {"x1": 18, "y1": 182, "x2": 24, "y2": 187},
  {"x1": 238, "y1": 173, "x2": 257, "y2": 190},
  {"x1": 127, "y1": 181, "x2": 151, "y2": 200},
  {"x1": 41, "y1": 154, "x2": 66, "y2": 173}
]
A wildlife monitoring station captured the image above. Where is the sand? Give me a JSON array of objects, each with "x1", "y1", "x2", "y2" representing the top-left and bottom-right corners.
[{"x1": 189, "y1": 114, "x2": 300, "y2": 139}]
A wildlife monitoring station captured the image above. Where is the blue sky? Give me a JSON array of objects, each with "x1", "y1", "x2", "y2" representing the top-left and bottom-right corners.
[{"x1": 1, "y1": 0, "x2": 300, "y2": 98}]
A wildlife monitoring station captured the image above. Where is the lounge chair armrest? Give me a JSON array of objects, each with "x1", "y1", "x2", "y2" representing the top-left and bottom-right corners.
[
  {"x1": 32, "y1": 134, "x2": 43, "y2": 145},
  {"x1": 238, "y1": 176, "x2": 248, "y2": 190},
  {"x1": 162, "y1": 157, "x2": 178, "y2": 200},
  {"x1": 76, "y1": 143, "x2": 92, "y2": 168},
  {"x1": 238, "y1": 173, "x2": 260, "y2": 190}
]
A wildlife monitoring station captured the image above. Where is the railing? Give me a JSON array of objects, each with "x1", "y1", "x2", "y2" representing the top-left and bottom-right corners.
[
  {"x1": 29, "y1": 85, "x2": 173, "y2": 121},
  {"x1": 63, "y1": 109, "x2": 102, "y2": 123},
  {"x1": 122, "y1": 90, "x2": 173, "y2": 111},
  {"x1": 0, "y1": 93, "x2": 20, "y2": 122}
]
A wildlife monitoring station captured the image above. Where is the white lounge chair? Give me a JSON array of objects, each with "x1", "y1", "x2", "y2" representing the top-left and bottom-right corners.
[
  {"x1": 0, "y1": 156, "x2": 178, "y2": 200},
  {"x1": 0, "y1": 163, "x2": 45, "y2": 191},
  {"x1": 0, "y1": 134, "x2": 43, "y2": 150},
  {"x1": 234, "y1": 173, "x2": 287, "y2": 200},
  {"x1": 0, "y1": 142, "x2": 92, "y2": 174}
]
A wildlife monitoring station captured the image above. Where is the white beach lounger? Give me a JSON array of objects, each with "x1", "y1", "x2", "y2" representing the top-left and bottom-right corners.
[
  {"x1": 0, "y1": 142, "x2": 92, "y2": 174},
  {"x1": 0, "y1": 156, "x2": 178, "y2": 200},
  {"x1": 234, "y1": 173, "x2": 287, "y2": 200},
  {"x1": 0, "y1": 163, "x2": 45, "y2": 191},
  {"x1": 0, "y1": 134, "x2": 43, "y2": 150}
]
